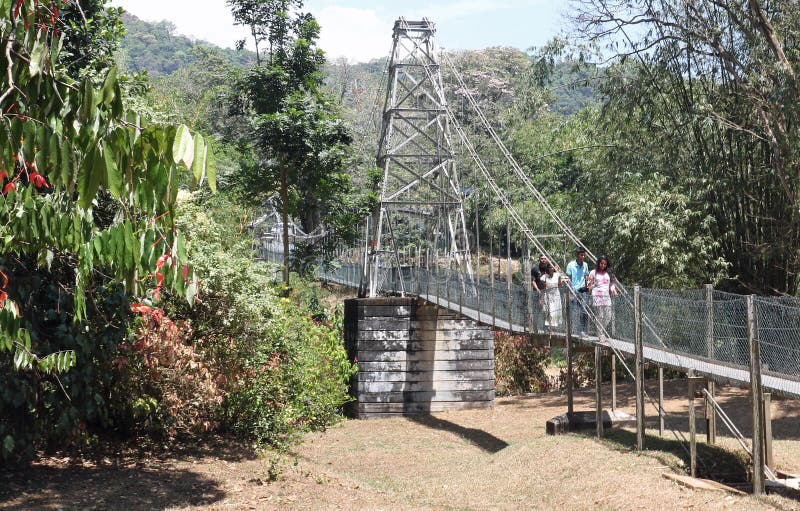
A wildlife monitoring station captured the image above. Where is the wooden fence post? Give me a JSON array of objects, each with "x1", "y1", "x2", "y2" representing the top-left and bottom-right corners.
[
  {"x1": 596, "y1": 344, "x2": 603, "y2": 438},
  {"x1": 565, "y1": 296, "x2": 573, "y2": 419},
  {"x1": 659, "y1": 366, "x2": 665, "y2": 437},
  {"x1": 634, "y1": 285, "x2": 645, "y2": 451},
  {"x1": 706, "y1": 380, "x2": 716, "y2": 445},
  {"x1": 764, "y1": 392, "x2": 774, "y2": 471},
  {"x1": 611, "y1": 354, "x2": 617, "y2": 412},
  {"x1": 747, "y1": 294, "x2": 765, "y2": 495},
  {"x1": 688, "y1": 377, "x2": 698, "y2": 478}
]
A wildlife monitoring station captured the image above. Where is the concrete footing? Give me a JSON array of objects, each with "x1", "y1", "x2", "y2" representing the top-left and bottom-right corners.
[
  {"x1": 546, "y1": 409, "x2": 637, "y2": 435},
  {"x1": 344, "y1": 297, "x2": 495, "y2": 419}
]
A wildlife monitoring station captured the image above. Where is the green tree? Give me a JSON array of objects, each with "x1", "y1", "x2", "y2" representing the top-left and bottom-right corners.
[
  {"x1": 229, "y1": 1, "x2": 354, "y2": 285},
  {"x1": 574, "y1": 0, "x2": 800, "y2": 293},
  {"x1": 0, "y1": 0, "x2": 213, "y2": 375},
  {"x1": 119, "y1": 13, "x2": 255, "y2": 76}
]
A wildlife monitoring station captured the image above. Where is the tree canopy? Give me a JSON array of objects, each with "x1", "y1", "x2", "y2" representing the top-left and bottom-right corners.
[
  {"x1": 227, "y1": 0, "x2": 357, "y2": 285},
  {"x1": 0, "y1": 0, "x2": 214, "y2": 372}
]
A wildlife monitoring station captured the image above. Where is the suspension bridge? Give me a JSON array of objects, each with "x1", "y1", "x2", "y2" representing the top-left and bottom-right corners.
[{"x1": 252, "y1": 18, "x2": 800, "y2": 493}]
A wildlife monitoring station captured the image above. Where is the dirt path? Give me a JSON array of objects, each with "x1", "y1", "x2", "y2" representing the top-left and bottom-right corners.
[{"x1": 2, "y1": 380, "x2": 799, "y2": 510}]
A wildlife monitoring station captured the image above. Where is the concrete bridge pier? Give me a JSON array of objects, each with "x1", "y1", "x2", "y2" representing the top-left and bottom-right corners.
[{"x1": 343, "y1": 297, "x2": 495, "y2": 419}]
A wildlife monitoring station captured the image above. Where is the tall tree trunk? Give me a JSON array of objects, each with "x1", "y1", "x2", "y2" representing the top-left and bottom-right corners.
[{"x1": 280, "y1": 163, "x2": 290, "y2": 286}]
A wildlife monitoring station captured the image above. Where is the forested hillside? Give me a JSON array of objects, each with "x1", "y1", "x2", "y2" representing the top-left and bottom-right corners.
[{"x1": 119, "y1": 13, "x2": 255, "y2": 74}]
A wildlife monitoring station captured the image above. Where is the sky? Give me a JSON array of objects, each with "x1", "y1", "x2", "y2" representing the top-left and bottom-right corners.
[{"x1": 108, "y1": 0, "x2": 569, "y2": 62}]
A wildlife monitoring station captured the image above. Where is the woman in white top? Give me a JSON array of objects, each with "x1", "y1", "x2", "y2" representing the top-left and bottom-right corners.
[
  {"x1": 587, "y1": 255, "x2": 617, "y2": 342},
  {"x1": 539, "y1": 264, "x2": 563, "y2": 333}
]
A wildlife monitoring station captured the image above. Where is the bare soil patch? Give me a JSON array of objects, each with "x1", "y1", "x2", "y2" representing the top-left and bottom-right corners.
[{"x1": 2, "y1": 380, "x2": 799, "y2": 510}]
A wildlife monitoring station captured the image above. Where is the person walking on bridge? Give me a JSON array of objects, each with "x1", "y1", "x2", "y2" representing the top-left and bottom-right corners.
[
  {"x1": 531, "y1": 254, "x2": 549, "y2": 293},
  {"x1": 587, "y1": 255, "x2": 617, "y2": 343},
  {"x1": 566, "y1": 246, "x2": 589, "y2": 338},
  {"x1": 539, "y1": 263, "x2": 563, "y2": 333},
  {"x1": 531, "y1": 254, "x2": 549, "y2": 331}
]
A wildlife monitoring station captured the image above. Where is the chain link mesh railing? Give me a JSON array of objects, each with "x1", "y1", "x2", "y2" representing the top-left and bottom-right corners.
[{"x1": 255, "y1": 239, "x2": 800, "y2": 395}]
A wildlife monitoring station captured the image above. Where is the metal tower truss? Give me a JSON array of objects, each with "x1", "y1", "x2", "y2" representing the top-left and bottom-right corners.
[{"x1": 366, "y1": 18, "x2": 473, "y2": 297}]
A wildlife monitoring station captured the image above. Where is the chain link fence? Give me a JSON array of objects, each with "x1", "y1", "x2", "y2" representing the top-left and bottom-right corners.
[{"x1": 256, "y1": 241, "x2": 800, "y2": 388}]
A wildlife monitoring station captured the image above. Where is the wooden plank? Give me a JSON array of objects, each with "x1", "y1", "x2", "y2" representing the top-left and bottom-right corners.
[
  {"x1": 357, "y1": 401, "x2": 494, "y2": 414},
  {"x1": 661, "y1": 473, "x2": 746, "y2": 495},
  {"x1": 345, "y1": 297, "x2": 418, "y2": 307},
  {"x1": 410, "y1": 319, "x2": 487, "y2": 330},
  {"x1": 357, "y1": 360, "x2": 494, "y2": 372},
  {"x1": 355, "y1": 330, "x2": 412, "y2": 341},
  {"x1": 410, "y1": 329, "x2": 494, "y2": 341},
  {"x1": 356, "y1": 349, "x2": 494, "y2": 363},
  {"x1": 355, "y1": 402, "x2": 494, "y2": 419},
  {"x1": 355, "y1": 338, "x2": 493, "y2": 351},
  {"x1": 357, "y1": 390, "x2": 495, "y2": 403},
  {"x1": 352, "y1": 305, "x2": 414, "y2": 318},
  {"x1": 357, "y1": 369, "x2": 495, "y2": 382},
  {"x1": 766, "y1": 479, "x2": 800, "y2": 491},
  {"x1": 351, "y1": 328, "x2": 494, "y2": 342},
  {"x1": 356, "y1": 319, "x2": 411, "y2": 331},
  {"x1": 357, "y1": 379, "x2": 494, "y2": 393}
]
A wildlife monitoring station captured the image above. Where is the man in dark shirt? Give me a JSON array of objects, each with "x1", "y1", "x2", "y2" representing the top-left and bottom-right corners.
[
  {"x1": 531, "y1": 254, "x2": 549, "y2": 333},
  {"x1": 531, "y1": 254, "x2": 548, "y2": 292}
]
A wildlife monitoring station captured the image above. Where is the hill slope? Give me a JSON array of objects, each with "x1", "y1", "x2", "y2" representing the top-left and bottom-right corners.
[{"x1": 119, "y1": 13, "x2": 255, "y2": 75}]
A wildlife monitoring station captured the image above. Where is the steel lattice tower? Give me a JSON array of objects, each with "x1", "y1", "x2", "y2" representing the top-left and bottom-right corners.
[{"x1": 364, "y1": 18, "x2": 472, "y2": 297}]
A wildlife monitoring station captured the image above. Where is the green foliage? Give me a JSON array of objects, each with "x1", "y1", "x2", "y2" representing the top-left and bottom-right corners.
[
  {"x1": 164, "y1": 194, "x2": 355, "y2": 449},
  {"x1": 110, "y1": 306, "x2": 222, "y2": 438},
  {"x1": 228, "y1": 3, "x2": 357, "y2": 283},
  {"x1": 59, "y1": 0, "x2": 125, "y2": 76},
  {"x1": 0, "y1": 0, "x2": 213, "y2": 337},
  {"x1": 575, "y1": 0, "x2": 800, "y2": 293},
  {"x1": 119, "y1": 13, "x2": 255, "y2": 75},
  {"x1": 494, "y1": 331, "x2": 551, "y2": 396},
  {"x1": 0, "y1": 267, "x2": 130, "y2": 461},
  {"x1": 0, "y1": 0, "x2": 214, "y2": 459}
]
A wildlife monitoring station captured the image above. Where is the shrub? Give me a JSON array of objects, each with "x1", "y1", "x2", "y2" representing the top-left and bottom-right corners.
[
  {"x1": 0, "y1": 258, "x2": 129, "y2": 461},
  {"x1": 494, "y1": 331, "x2": 551, "y2": 395},
  {"x1": 109, "y1": 305, "x2": 223, "y2": 438},
  {"x1": 165, "y1": 194, "x2": 356, "y2": 450},
  {"x1": 1, "y1": 192, "x2": 356, "y2": 460}
]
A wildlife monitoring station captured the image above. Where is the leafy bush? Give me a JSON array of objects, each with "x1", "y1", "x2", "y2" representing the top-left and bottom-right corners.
[
  {"x1": 109, "y1": 305, "x2": 223, "y2": 438},
  {"x1": 0, "y1": 258, "x2": 129, "y2": 461},
  {"x1": 164, "y1": 193, "x2": 356, "y2": 450},
  {"x1": 494, "y1": 331, "x2": 551, "y2": 395}
]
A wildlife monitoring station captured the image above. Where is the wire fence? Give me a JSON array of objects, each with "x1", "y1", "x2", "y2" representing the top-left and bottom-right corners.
[{"x1": 255, "y1": 241, "x2": 800, "y2": 390}]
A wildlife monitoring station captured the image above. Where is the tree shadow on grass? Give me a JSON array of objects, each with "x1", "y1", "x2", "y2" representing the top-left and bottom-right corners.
[
  {"x1": 594, "y1": 428, "x2": 752, "y2": 485},
  {"x1": 0, "y1": 437, "x2": 261, "y2": 511},
  {"x1": 0, "y1": 461, "x2": 225, "y2": 511},
  {"x1": 407, "y1": 415, "x2": 509, "y2": 454}
]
